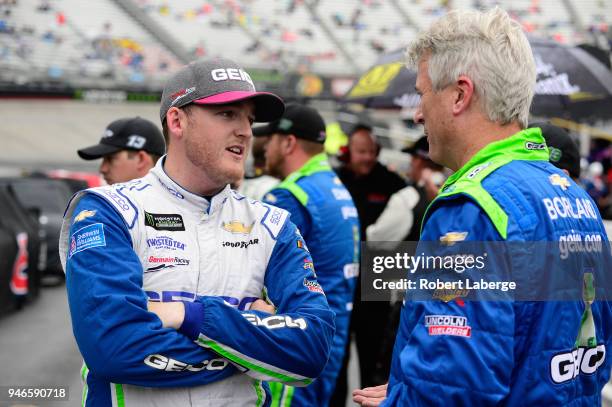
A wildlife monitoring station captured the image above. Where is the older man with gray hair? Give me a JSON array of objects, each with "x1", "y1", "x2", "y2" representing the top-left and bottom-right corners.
[{"x1": 353, "y1": 7, "x2": 611, "y2": 407}]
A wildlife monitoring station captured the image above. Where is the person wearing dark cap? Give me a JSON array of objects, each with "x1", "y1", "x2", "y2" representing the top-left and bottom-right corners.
[
  {"x1": 331, "y1": 123, "x2": 405, "y2": 406},
  {"x1": 237, "y1": 135, "x2": 279, "y2": 200},
  {"x1": 532, "y1": 122, "x2": 581, "y2": 180},
  {"x1": 59, "y1": 59, "x2": 335, "y2": 406},
  {"x1": 367, "y1": 135, "x2": 444, "y2": 242},
  {"x1": 363, "y1": 136, "x2": 445, "y2": 391},
  {"x1": 534, "y1": 122, "x2": 612, "y2": 240},
  {"x1": 255, "y1": 103, "x2": 360, "y2": 407},
  {"x1": 77, "y1": 116, "x2": 165, "y2": 185}
]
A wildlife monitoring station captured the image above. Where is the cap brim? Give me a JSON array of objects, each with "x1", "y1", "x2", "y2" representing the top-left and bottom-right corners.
[
  {"x1": 402, "y1": 147, "x2": 431, "y2": 161},
  {"x1": 252, "y1": 124, "x2": 275, "y2": 137},
  {"x1": 77, "y1": 143, "x2": 122, "y2": 160},
  {"x1": 193, "y1": 91, "x2": 285, "y2": 122}
]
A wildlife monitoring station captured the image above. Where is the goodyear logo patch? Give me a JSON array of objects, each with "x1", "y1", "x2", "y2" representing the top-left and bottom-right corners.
[{"x1": 69, "y1": 223, "x2": 106, "y2": 258}]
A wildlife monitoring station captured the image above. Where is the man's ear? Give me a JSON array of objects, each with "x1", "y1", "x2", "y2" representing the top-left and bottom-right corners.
[
  {"x1": 166, "y1": 107, "x2": 187, "y2": 141},
  {"x1": 452, "y1": 75, "x2": 475, "y2": 116},
  {"x1": 135, "y1": 150, "x2": 153, "y2": 171},
  {"x1": 284, "y1": 135, "x2": 298, "y2": 154}
]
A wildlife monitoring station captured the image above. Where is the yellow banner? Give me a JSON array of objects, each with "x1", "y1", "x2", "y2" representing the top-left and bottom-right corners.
[{"x1": 348, "y1": 62, "x2": 403, "y2": 98}]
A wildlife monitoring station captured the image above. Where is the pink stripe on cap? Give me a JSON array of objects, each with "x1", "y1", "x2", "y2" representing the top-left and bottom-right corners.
[{"x1": 193, "y1": 91, "x2": 273, "y2": 105}]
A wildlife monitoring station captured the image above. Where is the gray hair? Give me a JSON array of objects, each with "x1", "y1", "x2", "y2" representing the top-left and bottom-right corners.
[{"x1": 406, "y1": 7, "x2": 535, "y2": 128}]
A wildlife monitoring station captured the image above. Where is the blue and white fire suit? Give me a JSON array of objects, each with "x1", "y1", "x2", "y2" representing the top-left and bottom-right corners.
[
  {"x1": 263, "y1": 153, "x2": 360, "y2": 406},
  {"x1": 383, "y1": 128, "x2": 612, "y2": 406},
  {"x1": 59, "y1": 158, "x2": 335, "y2": 406}
]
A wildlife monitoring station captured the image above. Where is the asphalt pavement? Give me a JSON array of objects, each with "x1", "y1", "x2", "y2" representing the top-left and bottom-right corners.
[{"x1": 0, "y1": 285, "x2": 81, "y2": 407}]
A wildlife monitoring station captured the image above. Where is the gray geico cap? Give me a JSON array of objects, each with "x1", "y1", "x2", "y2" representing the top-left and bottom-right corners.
[{"x1": 160, "y1": 58, "x2": 285, "y2": 123}]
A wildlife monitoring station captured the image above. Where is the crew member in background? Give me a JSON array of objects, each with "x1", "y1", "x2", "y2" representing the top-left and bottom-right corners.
[
  {"x1": 237, "y1": 132, "x2": 278, "y2": 200},
  {"x1": 366, "y1": 135, "x2": 444, "y2": 242},
  {"x1": 535, "y1": 121, "x2": 612, "y2": 240},
  {"x1": 77, "y1": 116, "x2": 165, "y2": 185},
  {"x1": 256, "y1": 103, "x2": 360, "y2": 407},
  {"x1": 331, "y1": 124, "x2": 405, "y2": 405},
  {"x1": 364, "y1": 135, "x2": 445, "y2": 380}
]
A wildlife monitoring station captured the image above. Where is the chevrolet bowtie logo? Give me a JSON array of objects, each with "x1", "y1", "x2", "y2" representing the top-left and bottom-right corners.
[
  {"x1": 439, "y1": 231, "x2": 468, "y2": 246},
  {"x1": 74, "y1": 210, "x2": 96, "y2": 223},
  {"x1": 549, "y1": 174, "x2": 571, "y2": 191},
  {"x1": 222, "y1": 221, "x2": 254, "y2": 235}
]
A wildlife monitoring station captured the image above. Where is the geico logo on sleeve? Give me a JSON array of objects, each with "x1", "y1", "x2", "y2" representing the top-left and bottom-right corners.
[
  {"x1": 144, "y1": 354, "x2": 228, "y2": 372},
  {"x1": 243, "y1": 313, "x2": 307, "y2": 330},
  {"x1": 550, "y1": 345, "x2": 606, "y2": 384}
]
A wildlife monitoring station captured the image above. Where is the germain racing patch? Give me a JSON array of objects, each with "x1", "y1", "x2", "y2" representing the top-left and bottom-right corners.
[
  {"x1": 69, "y1": 223, "x2": 106, "y2": 258},
  {"x1": 424, "y1": 314, "x2": 472, "y2": 338},
  {"x1": 144, "y1": 212, "x2": 185, "y2": 231}
]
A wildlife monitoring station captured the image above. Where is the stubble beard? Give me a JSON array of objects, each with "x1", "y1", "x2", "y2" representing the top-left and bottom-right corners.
[
  {"x1": 185, "y1": 137, "x2": 243, "y2": 190},
  {"x1": 265, "y1": 153, "x2": 285, "y2": 180}
]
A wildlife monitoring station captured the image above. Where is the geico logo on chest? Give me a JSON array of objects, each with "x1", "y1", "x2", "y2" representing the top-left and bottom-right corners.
[
  {"x1": 550, "y1": 344, "x2": 606, "y2": 384},
  {"x1": 144, "y1": 354, "x2": 228, "y2": 372},
  {"x1": 222, "y1": 238, "x2": 259, "y2": 248},
  {"x1": 146, "y1": 291, "x2": 257, "y2": 310},
  {"x1": 243, "y1": 313, "x2": 307, "y2": 330}
]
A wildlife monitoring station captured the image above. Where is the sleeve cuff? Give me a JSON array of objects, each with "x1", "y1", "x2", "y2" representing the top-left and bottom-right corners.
[{"x1": 179, "y1": 301, "x2": 205, "y2": 341}]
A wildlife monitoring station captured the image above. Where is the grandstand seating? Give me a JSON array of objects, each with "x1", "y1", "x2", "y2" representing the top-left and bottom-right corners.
[
  {"x1": 0, "y1": 0, "x2": 609, "y2": 85},
  {"x1": 0, "y1": 0, "x2": 180, "y2": 86}
]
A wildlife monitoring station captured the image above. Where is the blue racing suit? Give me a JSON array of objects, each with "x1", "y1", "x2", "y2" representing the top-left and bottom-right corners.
[
  {"x1": 263, "y1": 153, "x2": 360, "y2": 407},
  {"x1": 58, "y1": 158, "x2": 335, "y2": 406},
  {"x1": 383, "y1": 128, "x2": 612, "y2": 406}
]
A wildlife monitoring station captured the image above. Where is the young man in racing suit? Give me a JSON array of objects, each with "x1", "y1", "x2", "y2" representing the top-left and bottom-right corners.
[
  {"x1": 59, "y1": 58, "x2": 335, "y2": 406},
  {"x1": 255, "y1": 104, "x2": 360, "y2": 406},
  {"x1": 353, "y1": 8, "x2": 611, "y2": 406}
]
